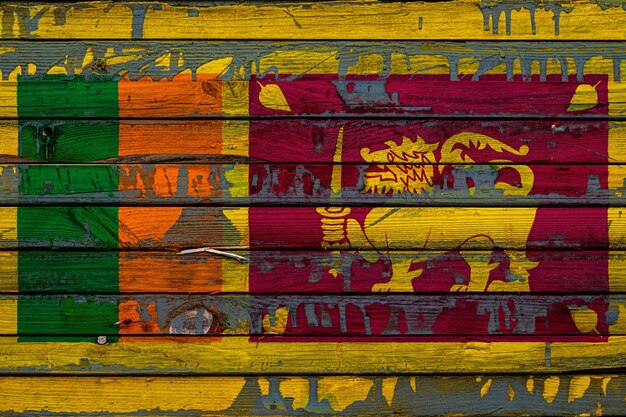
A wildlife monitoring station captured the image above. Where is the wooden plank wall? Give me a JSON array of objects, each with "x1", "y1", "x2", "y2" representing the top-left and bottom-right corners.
[{"x1": 4, "y1": 0, "x2": 626, "y2": 415}]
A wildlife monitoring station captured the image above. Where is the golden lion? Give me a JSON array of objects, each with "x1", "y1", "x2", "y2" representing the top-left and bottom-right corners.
[{"x1": 319, "y1": 132, "x2": 537, "y2": 293}]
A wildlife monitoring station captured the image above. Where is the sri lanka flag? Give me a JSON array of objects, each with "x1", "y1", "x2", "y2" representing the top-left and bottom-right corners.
[{"x1": 0, "y1": 64, "x2": 620, "y2": 357}]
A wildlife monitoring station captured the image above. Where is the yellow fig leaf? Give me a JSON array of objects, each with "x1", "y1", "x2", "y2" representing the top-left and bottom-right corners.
[
  {"x1": 257, "y1": 81, "x2": 291, "y2": 112},
  {"x1": 567, "y1": 81, "x2": 601, "y2": 112},
  {"x1": 567, "y1": 305, "x2": 599, "y2": 333}
]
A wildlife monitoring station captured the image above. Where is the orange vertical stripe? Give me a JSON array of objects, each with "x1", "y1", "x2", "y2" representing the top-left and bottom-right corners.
[
  {"x1": 118, "y1": 120, "x2": 222, "y2": 157},
  {"x1": 118, "y1": 73, "x2": 221, "y2": 117}
]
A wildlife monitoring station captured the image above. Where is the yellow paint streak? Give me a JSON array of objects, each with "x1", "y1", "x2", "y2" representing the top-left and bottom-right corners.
[
  {"x1": 46, "y1": 66, "x2": 68, "y2": 76},
  {"x1": 609, "y1": 124, "x2": 626, "y2": 308},
  {"x1": 221, "y1": 80, "x2": 248, "y2": 117},
  {"x1": 0, "y1": 207, "x2": 16, "y2": 243},
  {"x1": 347, "y1": 54, "x2": 385, "y2": 75},
  {"x1": 0, "y1": 339, "x2": 544, "y2": 373},
  {"x1": 257, "y1": 378, "x2": 269, "y2": 396},
  {"x1": 156, "y1": 50, "x2": 609, "y2": 79},
  {"x1": 262, "y1": 307, "x2": 289, "y2": 335},
  {"x1": 105, "y1": 54, "x2": 144, "y2": 67},
  {"x1": 255, "y1": 378, "x2": 309, "y2": 410},
  {"x1": 391, "y1": 53, "x2": 449, "y2": 75},
  {"x1": 480, "y1": 379, "x2": 492, "y2": 397},
  {"x1": 568, "y1": 375, "x2": 591, "y2": 403},
  {"x1": 278, "y1": 378, "x2": 310, "y2": 410},
  {"x1": 543, "y1": 376, "x2": 560, "y2": 404},
  {"x1": 0, "y1": 377, "x2": 246, "y2": 412},
  {"x1": 526, "y1": 376, "x2": 535, "y2": 394},
  {"x1": 610, "y1": 207, "x2": 626, "y2": 325},
  {"x1": 223, "y1": 164, "x2": 249, "y2": 199},
  {"x1": 9, "y1": 2, "x2": 626, "y2": 40},
  {"x1": 585, "y1": 57, "x2": 616, "y2": 81},
  {"x1": 508, "y1": 384, "x2": 515, "y2": 401},
  {"x1": 601, "y1": 377, "x2": 612, "y2": 395},
  {"x1": 609, "y1": 303, "x2": 626, "y2": 334},
  {"x1": 154, "y1": 52, "x2": 171, "y2": 69},
  {"x1": 608, "y1": 124, "x2": 626, "y2": 177},
  {"x1": 26, "y1": 63, "x2": 36, "y2": 76},
  {"x1": 609, "y1": 82, "x2": 626, "y2": 117},
  {"x1": 197, "y1": 57, "x2": 233, "y2": 77},
  {"x1": 28, "y1": 4, "x2": 133, "y2": 38},
  {"x1": 259, "y1": 50, "x2": 339, "y2": 76},
  {"x1": 0, "y1": 81, "x2": 16, "y2": 117},
  {"x1": 221, "y1": 207, "x2": 249, "y2": 247},
  {"x1": 219, "y1": 250, "x2": 249, "y2": 293},
  {"x1": 318, "y1": 377, "x2": 373, "y2": 410},
  {"x1": 0, "y1": 252, "x2": 17, "y2": 293},
  {"x1": 0, "y1": 297, "x2": 16, "y2": 334},
  {"x1": 0, "y1": 122, "x2": 18, "y2": 155},
  {"x1": 221, "y1": 120, "x2": 249, "y2": 157},
  {"x1": 381, "y1": 377, "x2": 398, "y2": 406},
  {"x1": 5, "y1": 338, "x2": 626, "y2": 373},
  {"x1": 608, "y1": 209, "x2": 626, "y2": 249}
]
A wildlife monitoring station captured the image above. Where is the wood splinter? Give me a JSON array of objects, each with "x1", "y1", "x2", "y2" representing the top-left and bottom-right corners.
[{"x1": 177, "y1": 247, "x2": 248, "y2": 263}]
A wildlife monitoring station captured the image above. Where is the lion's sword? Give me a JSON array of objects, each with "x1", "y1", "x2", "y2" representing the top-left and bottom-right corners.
[{"x1": 316, "y1": 126, "x2": 351, "y2": 290}]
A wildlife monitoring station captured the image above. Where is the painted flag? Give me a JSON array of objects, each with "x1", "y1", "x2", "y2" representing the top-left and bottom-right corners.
[{"x1": 1, "y1": 71, "x2": 618, "y2": 345}]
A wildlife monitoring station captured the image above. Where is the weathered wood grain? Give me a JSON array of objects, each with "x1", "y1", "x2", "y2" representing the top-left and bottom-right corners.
[
  {"x1": 6, "y1": 1, "x2": 626, "y2": 416},
  {"x1": 3, "y1": 250, "x2": 620, "y2": 294},
  {"x1": 0, "y1": 206, "x2": 621, "y2": 250},
  {"x1": 4, "y1": 76, "x2": 618, "y2": 118},
  {"x1": 0, "y1": 41, "x2": 624, "y2": 83},
  {"x1": 2, "y1": 336, "x2": 626, "y2": 373},
  {"x1": 0, "y1": 374, "x2": 623, "y2": 416},
  {"x1": 3, "y1": 119, "x2": 618, "y2": 164},
  {"x1": 0, "y1": 163, "x2": 622, "y2": 206},
  {"x1": 4, "y1": 293, "x2": 616, "y2": 338},
  {"x1": 1, "y1": 1, "x2": 626, "y2": 41}
]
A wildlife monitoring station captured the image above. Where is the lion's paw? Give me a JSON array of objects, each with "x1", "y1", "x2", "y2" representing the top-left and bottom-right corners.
[
  {"x1": 450, "y1": 284, "x2": 469, "y2": 292},
  {"x1": 371, "y1": 281, "x2": 415, "y2": 293}
]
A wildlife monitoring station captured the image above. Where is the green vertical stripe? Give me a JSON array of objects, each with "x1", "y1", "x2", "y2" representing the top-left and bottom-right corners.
[
  {"x1": 17, "y1": 295, "x2": 119, "y2": 342},
  {"x1": 18, "y1": 252, "x2": 119, "y2": 293},
  {"x1": 17, "y1": 76, "x2": 119, "y2": 162},
  {"x1": 17, "y1": 75, "x2": 120, "y2": 341},
  {"x1": 17, "y1": 207, "x2": 119, "y2": 249},
  {"x1": 17, "y1": 208, "x2": 120, "y2": 341},
  {"x1": 18, "y1": 165, "x2": 119, "y2": 200},
  {"x1": 17, "y1": 76, "x2": 119, "y2": 118},
  {"x1": 19, "y1": 121, "x2": 119, "y2": 162}
]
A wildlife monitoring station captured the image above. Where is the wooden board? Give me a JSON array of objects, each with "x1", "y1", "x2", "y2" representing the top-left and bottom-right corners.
[
  {"x1": 2, "y1": 250, "x2": 622, "y2": 294},
  {"x1": 0, "y1": 375, "x2": 623, "y2": 416},
  {"x1": 0, "y1": 40, "x2": 626, "y2": 83},
  {"x1": 2, "y1": 1, "x2": 626, "y2": 41},
  {"x1": 1, "y1": 75, "x2": 621, "y2": 118},
  {"x1": 0, "y1": 206, "x2": 623, "y2": 250},
  {"x1": 1, "y1": 163, "x2": 625, "y2": 206},
  {"x1": 3, "y1": 336, "x2": 626, "y2": 374},
  {"x1": 0, "y1": 119, "x2": 620, "y2": 164},
  {"x1": 0, "y1": 293, "x2": 617, "y2": 338}
]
